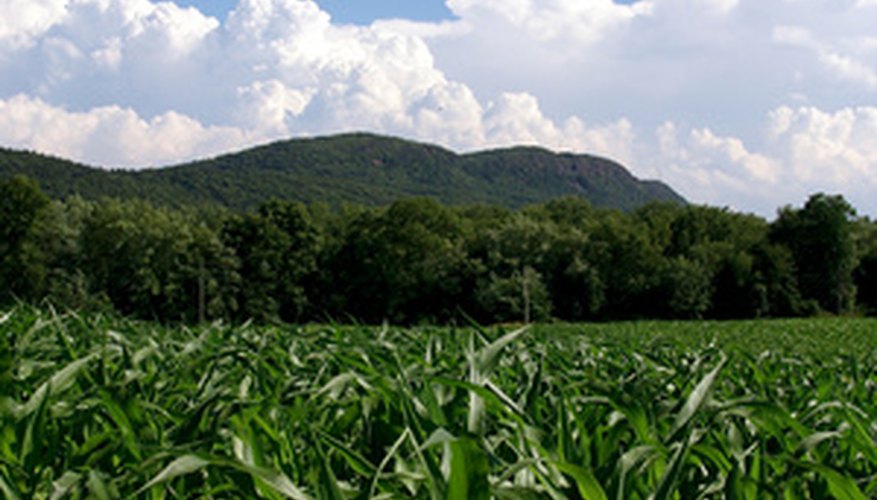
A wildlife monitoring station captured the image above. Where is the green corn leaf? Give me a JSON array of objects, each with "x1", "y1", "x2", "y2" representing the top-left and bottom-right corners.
[
  {"x1": 795, "y1": 430, "x2": 843, "y2": 456},
  {"x1": 20, "y1": 353, "x2": 97, "y2": 418},
  {"x1": 368, "y1": 428, "x2": 414, "y2": 499},
  {"x1": 99, "y1": 391, "x2": 142, "y2": 461},
  {"x1": 615, "y1": 445, "x2": 659, "y2": 500},
  {"x1": 475, "y1": 326, "x2": 529, "y2": 378},
  {"x1": 843, "y1": 407, "x2": 877, "y2": 466},
  {"x1": 667, "y1": 355, "x2": 727, "y2": 443},
  {"x1": 50, "y1": 472, "x2": 82, "y2": 500},
  {"x1": 229, "y1": 461, "x2": 314, "y2": 500},
  {"x1": 313, "y1": 436, "x2": 345, "y2": 500},
  {"x1": 724, "y1": 457, "x2": 758, "y2": 500},
  {"x1": 137, "y1": 455, "x2": 211, "y2": 494},
  {"x1": 799, "y1": 463, "x2": 868, "y2": 500},
  {"x1": 652, "y1": 436, "x2": 691, "y2": 500},
  {"x1": 21, "y1": 377, "x2": 50, "y2": 475},
  {"x1": 86, "y1": 470, "x2": 112, "y2": 500},
  {"x1": 317, "y1": 430, "x2": 377, "y2": 477},
  {"x1": 398, "y1": 400, "x2": 446, "y2": 500},
  {"x1": 553, "y1": 461, "x2": 608, "y2": 500},
  {"x1": 421, "y1": 428, "x2": 457, "y2": 451},
  {"x1": 0, "y1": 471, "x2": 21, "y2": 500},
  {"x1": 420, "y1": 382, "x2": 449, "y2": 427},
  {"x1": 447, "y1": 437, "x2": 490, "y2": 500},
  {"x1": 139, "y1": 454, "x2": 313, "y2": 499}
]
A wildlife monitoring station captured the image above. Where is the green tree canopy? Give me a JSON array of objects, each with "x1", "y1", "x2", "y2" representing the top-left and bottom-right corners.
[
  {"x1": 0, "y1": 176, "x2": 50, "y2": 301},
  {"x1": 771, "y1": 193, "x2": 857, "y2": 314}
]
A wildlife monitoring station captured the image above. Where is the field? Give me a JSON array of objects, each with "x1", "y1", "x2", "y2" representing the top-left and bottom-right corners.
[{"x1": 1, "y1": 308, "x2": 875, "y2": 498}]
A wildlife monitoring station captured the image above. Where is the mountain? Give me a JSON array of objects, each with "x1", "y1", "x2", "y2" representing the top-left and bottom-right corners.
[{"x1": 0, "y1": 133, "x2": 685, "y2": 211}]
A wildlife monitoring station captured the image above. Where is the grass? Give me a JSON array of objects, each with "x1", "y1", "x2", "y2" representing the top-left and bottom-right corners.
[{"x1": 1, "y1": 307, "x2": 875, "y2": 498}]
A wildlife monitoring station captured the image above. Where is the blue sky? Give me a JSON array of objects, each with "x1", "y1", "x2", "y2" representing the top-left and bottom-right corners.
[
  {"x1": 2, "y1": 0, "x2": 877, "y2": 216},
  {"x1": 177, "y1": 0, "x2": 639, "y2": 24},
  {"x1": 177, "y1": 0, "x2": 456, "y2": 24}
]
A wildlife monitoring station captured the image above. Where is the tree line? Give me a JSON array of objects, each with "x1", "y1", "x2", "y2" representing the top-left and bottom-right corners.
[{"x1": 2, "y1": 175, "x2": 875, "y2": 324}]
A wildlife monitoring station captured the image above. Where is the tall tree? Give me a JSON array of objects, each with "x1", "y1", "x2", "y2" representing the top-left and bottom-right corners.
[
  {"x1": 0, "y1": 176, "x2": 50, "y2": 302},
  {"x1": 853, "y1": 218, "x2": 877, "y2": 315},
  {"x1": 27, "y1": 198, "x2": 105, "y2": 311},
  {"x1": 325, "y1": 198, "x2": 467, "y2": 324},
  {"x1": 465, "y1": 211, "x2": 559, "y2": 323},
  {"x1": 771, "y1": 193, "x2": 857, "y2": 314},
  {"x1": 223, "y1": 200, "x2": 320, "y2": 323}
]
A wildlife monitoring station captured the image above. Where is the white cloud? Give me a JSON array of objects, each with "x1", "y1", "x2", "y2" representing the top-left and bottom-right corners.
[
  {"x1": 0, "y1": 94, "x2": 253, "y2": 167},
  {"x1": 0, "y1": 0, "x2": 68, "y2": 50},
  {"x1": 774, "y1": 24, "x2": 877, "y2": 91},
  {"x1": 370, "y1": 19, "x2": 469, "y2": 40},
  {"x1": 446, "y1": 0, "x2": 652, "y2": 45},
  {"x1": 652, "y1": 105, "x2": 877, "y2": 215},
  {"x1": 2, "y1": 0, "x2": 877, "y2": 215},
  {"x1": 655, "y1": 122, "x2": 778, "y2": 213},
  {"x1": 818, "y1": 52, "x2": 877, "y2": 91},
  {"x1": 773, "y1": 26, "x2": 815, "y2": 48},
  {"x1": 483, "y1": 93, "x2": 568, "y2": 148},
  {"x1": 768, "y1": 106, "x2": 877, "y2": 187},
  {"x1": 0, "y1": 0, "x2": 635, "y2": 170},
  {"x1": 410, "y1": 82, "x2": 485, "y2": 148},
  {"x1": 691, "y1": 129, "x2": 781, "y2": 184},
  {"x1": 481, "y1": 92, "x2": 636, "y2": 164},
  {"x1": 236, "y1": 79, "x2": 313, "y2": 133},
  {"x1": 700, "y1": 0, "x2": 740, "y2": 15}
]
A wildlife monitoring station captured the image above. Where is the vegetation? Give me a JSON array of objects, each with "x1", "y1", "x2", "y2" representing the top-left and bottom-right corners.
[
  {"x1": 1, "y1": 174, "x2": 873, "y2": 324},
  {"x1": 1, "y1": 308, "x2": 874, "y2": 498},
  {"x1": 0, "y1": 133, "x2": 684, "y2": 212},
  {"x1": 0, "y1": 136, "x2": 877, "y2": 499},
  {"x1": 2, "y1": 151, "x2": 874, "y2": 497}
]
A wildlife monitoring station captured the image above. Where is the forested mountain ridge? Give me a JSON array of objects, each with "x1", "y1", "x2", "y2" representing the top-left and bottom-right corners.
[{"x1": 0, "y1": 133, "x2": 684, "y2": 211}]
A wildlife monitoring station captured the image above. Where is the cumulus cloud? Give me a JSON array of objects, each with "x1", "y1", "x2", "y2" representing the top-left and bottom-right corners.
[
  {"x1": 655, "y1": 122, "x2": 778, "y2": 213},
  {"x1": 421, "y1": 0, "x2": 877, "y2": 215},
  {"x1": 0, "y1": 0, "x2": 67, "y2": 50},
  {"x1": 0, "y1": 0, "x2": 634, "y2": 170},
  {"x1": 774, "y1": 25, "x2": 877, "y2": 91},
  {"x1": 2, "y1": 0, "x2": 877, "y2": 215},
  {"x1": 481, "y1": 92, "x2": 636, "y2": 163},
  {"x1": 445, "y1": 0, "x2": 651, "y2": 45},
  {"x1": 0, "y1": 94, "x2": 254, "y2": 167},
  {"x1": 768, "y1": 106, "x2": 877, "y2": 188},
  {"x1": 652, "y1": 105, "x2": 877, "y2": 215}
]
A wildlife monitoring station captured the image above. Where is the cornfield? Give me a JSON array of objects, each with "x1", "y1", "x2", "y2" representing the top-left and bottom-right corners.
[{"x1": 1, "y1": 307, "x2": 875, "y2": 498}]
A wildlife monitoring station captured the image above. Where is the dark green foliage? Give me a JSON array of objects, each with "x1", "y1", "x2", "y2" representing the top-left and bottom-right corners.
[
  {"x1": 662, "y1": 206, "x2": 773, "y2": 319},
  {"x1": 855, "y1": 253, "x2": 877, "y2": 315},
  {"x1": 0, "y1": 317, "x2": 10, "y2": 397},
  {"x1": 0, "y1": 133, "x2": 685, "y2": 212},
  {"x1": 26, "y1": 199, "x2": 99, "y2": 311},
  {"x1": 466, "y1": 213, "x2": 558, "y2": 323},
  {"x1": 0, "y1": 176, "x2": 49, "y2": 302},
  {"x1": 2, "y1": 177, "x2": 877, "y2": 323},
  {"x1": 853, "y1": 218, "x2": 877, "y2": 315},
  {"x1": 222, "y1": 199, "x2": 321, "y2": 323},
  {"x1": 587, "y1": 210, "x2": 664, "y2": 319},
  {"x1": 78, "y1": 200, "x2": 239, "y2": 321},
  {"x1": 749, "y1": 241, "x2": 804, "y2": 317},
  {"x1": 321, "y1": 198, "x2": 468, "y2": 323},
  {"x1": 656, "y1": 256, "x2": 712, "y2": 319},
  {"x1": 772, "y1": 193, "x2": 857, "y2": 314}
]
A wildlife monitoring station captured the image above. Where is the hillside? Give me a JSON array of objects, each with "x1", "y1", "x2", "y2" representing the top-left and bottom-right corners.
[{"x1": 0, "y1": 133, "x2": 685, "y2": 211}]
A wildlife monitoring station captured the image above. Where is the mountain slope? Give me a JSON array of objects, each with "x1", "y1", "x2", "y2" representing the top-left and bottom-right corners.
[{"x1": 0, "y1": 133, "x2": 685, "y2": 211}]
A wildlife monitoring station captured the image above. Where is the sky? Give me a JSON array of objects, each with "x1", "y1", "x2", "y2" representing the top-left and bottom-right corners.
[{"x1": 2, "y1": 0, "x2": 877, "y2": 217}]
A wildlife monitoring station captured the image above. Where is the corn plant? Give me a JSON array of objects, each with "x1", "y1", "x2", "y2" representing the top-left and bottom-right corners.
[{"x1": 0, "y1": 307, "x2": 875, "y2": 498}]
